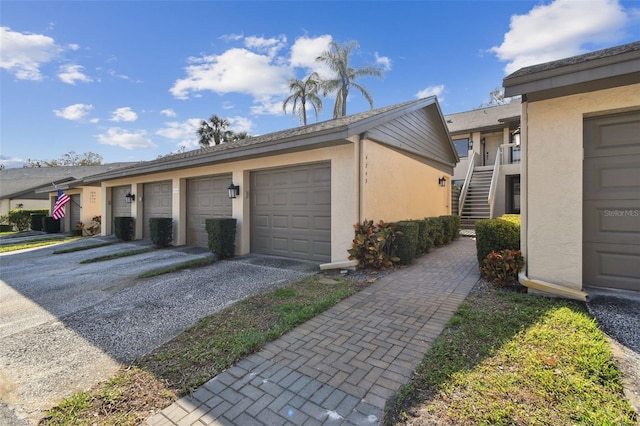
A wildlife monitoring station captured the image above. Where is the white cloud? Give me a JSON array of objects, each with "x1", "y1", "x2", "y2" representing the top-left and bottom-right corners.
[
  {"x1": 250, "y1": 96, "x2": 287, "y2": 115},
  {"x1": 97, "y1": 127, "x2": 157, "y2": 149},
  {"x1": 170, "y1": 48, "x2": 291, "y2": 99},
  {"x1": 109, "y1": 107, "x2": 138, "y2": 122},
  {"x1": 220, "y1": 33, "x2": 243, "y2": 42},
  {"x1": 0, "y1": 26, "x2": 63, "y2": 80},
  {"x1": 491, "y1": 0, "x2": 631, "y2": 74},
  {"x1": 160, "y1": 109, "x2": 177, "y2": 117},
  {"x1": 58, "y1": 64, "x2": 92, "y2": 84},
  {"x1": 416, "y1": 84, "x2": 445, "y2": 101},
  {"x1": 228, "y1": 116, "x2": 254, "y2": 134},
  {"x1": 156, "y1": 118, "x2": 201, "y2": 149},
  {"x1": 0, "y1": 154, "x2": 26, "y2": 169},
  {"x1": 245, "y1": 35, "x2": 287, "y2": 57},
  {"x1": 375, "y1": 52, "x2": 391, "y2": 71},
  {"x1": 53, "y1": 103, "x2": 94, "y2": 121},
  {"x1": 290, "y1": 35, "x2": 332, "y2": 76}
]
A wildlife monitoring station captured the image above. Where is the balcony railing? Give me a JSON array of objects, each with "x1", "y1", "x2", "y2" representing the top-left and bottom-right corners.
[{"x1": 488, "y1": 143, "x2": 520, "y2": 218}]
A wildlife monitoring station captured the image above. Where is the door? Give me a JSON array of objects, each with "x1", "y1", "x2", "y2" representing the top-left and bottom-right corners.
[
  {"x1": 111, "y1": 185, "x2": 132, "y2": 234},
  {"x1": 143, "y1": 181, "x2": 172, "y2": 239},
  {"x1": 187, "y1": 175, "x2": 232, "y2": 247},
  {"x1": 69, "y1": 194, "x2": 81, "y2": 231},
  {"x1": 583, "y1": 111, "x2": 640, "y2": 291},
  {"x1": 251, "y1": 162, "x2": 331, "y2": 262}
]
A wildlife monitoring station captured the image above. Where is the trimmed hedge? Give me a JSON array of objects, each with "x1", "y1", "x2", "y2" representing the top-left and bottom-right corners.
[
  {"x1": 43, "y1": 216, "x2": 60, "y2": 233},
  {"x1": 114, "y1": 216, "x2": 135, "y2": 241},
  {"x1": 206, "y1": 218, "x2": 237, "y2": 260},
  {"x1": 7, "y1": 209, "x2": 49, "y2": 231},
  {"x1": 394, "y1": 221, "x2": 419, "y2": 265},
  {"x1": 31, "y1": 214, "x2": 46, "y2": 231},
  {"x1": 149, "y1": 218, "x2": 173, "y2": 247},
  {"x1": 425, "y1": 217, "x2": 444, "y2": 249},
  {"x1": 475, "y1": 218, "x2": 520, "y2": 265},
  {"x1": 415, "y1": 220, "x2": 428, "y2": 256}
]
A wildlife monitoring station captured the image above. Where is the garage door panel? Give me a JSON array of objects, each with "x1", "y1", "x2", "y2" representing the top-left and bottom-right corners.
[
  {"x1": 583, "y1": 111, "x2": 640, "y2": 291},
  {"x1": 186, "y1": 175, "x2": 232, "y2": 247},
  {"x1": 143, "y1": 181, "x2": 172, "y2": 239},
  {"x1": 251, "y1": 162, "x2": 331, "y2": 262}
]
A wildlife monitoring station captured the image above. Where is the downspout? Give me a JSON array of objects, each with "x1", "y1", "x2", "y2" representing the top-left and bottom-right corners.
[{"x1": 517, "y1": 98, "x2": 589, "y2": 302}]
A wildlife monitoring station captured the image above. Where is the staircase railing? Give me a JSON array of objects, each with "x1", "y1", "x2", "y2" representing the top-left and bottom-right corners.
[
  {"x1": 488, "y1": 143, "x2": 519, "y2": 218},
  {"x1": 458, "y1": 151, "x2": 477, "y2": 216}
]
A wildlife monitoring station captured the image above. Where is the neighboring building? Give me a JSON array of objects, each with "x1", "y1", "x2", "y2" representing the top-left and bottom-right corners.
[
  {"x1": 445, "y1": 103, "x2": 521, "y2": 226},
  {"x1": 0, "y1": 165, "x2": 131, "y2": 231},
  {"x1": 504, "y1": 41, "x2": 640, "y2": 297},
  {"x1": 85, "y1": 97, "x2": 458, "y2": 265}
]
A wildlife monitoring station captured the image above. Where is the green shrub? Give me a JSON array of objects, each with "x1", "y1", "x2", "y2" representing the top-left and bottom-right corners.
[
  {"x1": 43, "y1": 216, "x2": 61, "y2": 233},
  {"x1": 394, "y1": 221, "x2": 419, "y2": 265},
  {"x1": 206, "y1": 218, "x2": 237, "y2": 260},
  {"x1": 30, "y1": 214, "x2": 46, "y2": 231},
  {"x1": 8, "y1": 209, "x2": 49, "y2": 231},
  {"x1": 425, "y1": 217, "x2": 445, "y2": 248},
  {"x1": 114, "y1": 216, "x2": 135, "y2": 241},
  {"x1": 480, "y1": 249, "x2": 525, "y2": 287},
  {"x1": 439, "y1": 216, "x2": 453, "y2": 244},
  {"x1": 451, "y1": 215, "x2": 461, "y2": 239},
  {"x1": 475, "y1": 218, "x2": 520, "y2": 265},
  {"x1": 499, "y1": 214, "x2": 521, "y2": 226},
  {"x1": 0, "y1": 224, "x2": 13, "y2": 232},
  {"x1": 348, "y1": 220, "x2": 399, "y2": 270},
  {"x1": 415, "y1": 220, "x2": 428, "y2": 256},
  {"x1": 149, "y1": 218, "x2": 173, "y2": 247}
]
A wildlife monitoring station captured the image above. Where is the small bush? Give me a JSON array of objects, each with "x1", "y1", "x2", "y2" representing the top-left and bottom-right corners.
[
  {"x1": 425, "y1": 217, "x2": 445, "y2": 248},
  {"x1": 149, "y1": 218, "x2": 173, "y2": 247},
  {"x1": 499, "y1": 214, "x2": 521, "y2": 226},
  {"x1": 206, "y1": 218, "x2": 237, "y2": 259},
  {"x1": 0, "y1": 224, "x2": 13, "y2": 232},
  {"x1": 114, "y1": 216, "x2": 134, "y2": 241},
  {"x1": 31, "y1": 214, "x2": 46, "y2": 231},
  {"x1": 8, "y1": 209, "x2": 49, "y2": 231},
  {"x1": 348, "y1": 220, "x2": 399, "y2": 270},
  {"x1": 415, "y1": 220, "x2": 428, "y2": 256},
  {"x1": 43, "y1": 216, "x2": 61, "y2": 233},
  {"x1": 439, "y1": 216, "x2": 453, "y2": 244},
  {"x1": 475, "y1": 218, "x2": 520, "y2": 265},
  {"x1": 481, "y1": 249, "x2": 525, "y2": 287},
  {"x1": 395, "y1": 221, "x2": 419, "y2": 265}
]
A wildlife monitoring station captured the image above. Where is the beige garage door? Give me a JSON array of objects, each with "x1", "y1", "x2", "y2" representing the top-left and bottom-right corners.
[
  {"x1": 111, "y1": 186, "x2": 132, "y2": 234},
  {"x1": 143, "y1": 181, "x2": 172, "y2": 239},
  {"x1": 69, "y1": 194, "x2": 81, "y2": 231},
  {"x1": 583, "y1": 111, "x2": 640, "y2": 291},
  {"x1": 187, "y1": 174, "x2": 232, "y2": 247},
  {"x1": 251, "y1": 162, "x2": 331, "y2": 262}
]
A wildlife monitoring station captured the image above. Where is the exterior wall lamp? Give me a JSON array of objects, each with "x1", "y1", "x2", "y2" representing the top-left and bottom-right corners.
[
  {"x1": 512, "y1": 128, "x2": 521, "y2": 145},
  {"x1": 227, "y1": 184, "x2": 240, "y2": 199},
  {"x1": 468, "y1": 139, "x2": 473, "y2": 150},
  {"x1": 438, "y1": 176, "x2": 447, "y2": 187},
  {"x1": 125, "y1": 192, "x2": 135, "y2": 203}
]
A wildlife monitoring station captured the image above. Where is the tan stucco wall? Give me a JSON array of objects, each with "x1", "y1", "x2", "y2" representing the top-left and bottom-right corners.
[
  {"x1": 0, "y1": 199, "x2": 49, "y2": 216},
  {"x1": 100, "y1": 145, "x2": 358, "y2": 263},
  {"x1": 48, "y1": 186, "x2": 102, "y2": 232},
  {"x1": 361, "y1": 140, "x2": 450, "y2": 221},
  {"x1": 524, "y1": 83, "x2": 640, "y2": 289}
]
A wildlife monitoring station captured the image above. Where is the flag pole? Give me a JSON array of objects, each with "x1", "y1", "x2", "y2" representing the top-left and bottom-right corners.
[{"x1": 52, "y1": 183, "x2": 82, "y2": 209}]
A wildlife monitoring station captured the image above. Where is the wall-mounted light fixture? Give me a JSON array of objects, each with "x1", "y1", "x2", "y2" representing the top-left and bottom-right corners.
[
  {"x1": 17, "y1": 203, "x2": 24, "y2": 209},
  {"x1": 125, "y1": 192, "x2": 135, "y2": 204},
  {"x1": 468, "y1": 139, "x2": 474, "y2": 150},
  {"x1": 227, "y1": 183, "x2": 240, "y2": 199},
  {"x1": 512, "y1": 128, "x2": 521, "y2": 145},
  {"x1": 480, "y1": 137, "x2": 486, "y2": 145},
  {"x1": 438, "y1": 176, "x2": 447, "y2": 187}
]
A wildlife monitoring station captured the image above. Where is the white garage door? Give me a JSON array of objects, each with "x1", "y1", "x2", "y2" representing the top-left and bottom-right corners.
[
  {"x1": 187, "y1": 174, "x2": 232, "y2": 247},
  {"x1": 69, "y1": 194, "x2": 81, "y2": 231},
  {"x1": 143, "y1": 181, "x2": 172, "y2": 239},
  {"x1": 251, "y1": 162, "x2": 331, "y2": 262},
  {"x1": 111, "y1": 186, "x2": 132, "y2": 234},
  {"x1": 583, "y1": 111, "x2": 640, "y2": 291}
]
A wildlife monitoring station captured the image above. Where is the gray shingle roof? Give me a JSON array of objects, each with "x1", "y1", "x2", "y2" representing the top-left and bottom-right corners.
[{"x1": 444, "y1": 102, "x2": 521, "y2": 134}]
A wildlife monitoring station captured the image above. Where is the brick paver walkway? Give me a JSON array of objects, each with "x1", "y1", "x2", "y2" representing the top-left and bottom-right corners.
[{"x1": 146, "y1": 237, "x2": 479, "y2": 425}]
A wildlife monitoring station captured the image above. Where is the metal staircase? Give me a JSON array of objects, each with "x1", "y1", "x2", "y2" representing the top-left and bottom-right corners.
[{"x1": 460, "y1": 166, "x2": 492, "y2": 228}]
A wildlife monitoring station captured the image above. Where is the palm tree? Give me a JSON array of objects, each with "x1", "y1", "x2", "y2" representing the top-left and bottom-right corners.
[
  {"x1": 316, "y1": 40, "x2": 384, "y2": 118},
  {"x1": 282, "y1": 72, "x2": 323, "y2": 126},
  {"x1": 197, "y1": 115, "x2": 230, "y2": 146}
]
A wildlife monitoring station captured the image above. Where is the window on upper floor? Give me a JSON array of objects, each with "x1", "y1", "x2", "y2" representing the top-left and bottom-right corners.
[{"x1": 453, "y1": 138, "x2": 470, "y2": 158}]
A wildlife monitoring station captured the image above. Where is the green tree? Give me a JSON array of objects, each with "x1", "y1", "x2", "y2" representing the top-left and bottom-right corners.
[
  {"x1": 197, "y1": 115, "x2": 230, "y2": 146},
  {"x1": 316, "y1": 40, "x2": 384, "y2": 118},
  {"x1": 282, "y1": 72, "x2": 323, "y2": 126},
  {"x1": 23, "y1": 151, "x2": 103, "y2": 167}
]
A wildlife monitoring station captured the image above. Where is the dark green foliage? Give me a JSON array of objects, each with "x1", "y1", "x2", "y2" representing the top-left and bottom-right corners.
[
  {"x1": 347, "y1": 220, "x2": 399, "y2": 269},
  {"x1": 114, "y1": 216, "x2": 135, "y2": 241},
  {"x1": 30, "y1": 214, "x2": 46, "y2": 231},
  {"x1": 394, "y1": 221, "x2": 419, "y2": 265},
  {"x1": 206, "y1": 218, "x2": 237, "y2": 259},
  {"x1": 481, "y1": 249, "x2": 525, "y2": 287},
  {"x1": 439, "y1": 216, "x2": 453, "y2": 244},
  {"x1": 475, "y1": 218, "x2": 520, "y2": 265},
  {"x1": 0, "y1": 224, "x2": 13, "y2": 232},
  {"x1": 451, "y1": 215, "x2": 461, "y2": 239},
  {"x1": 415, "y1": 220, "x2": 428, "y2": 256},
  {"x1": 8, "y1": 209, "x2": 49, "y2": 231},
  {"x1": 149, "y1": 218, "x2": 173, "y2": 247},
  {"x1": 43, "y1": 216, "x2": 61, "y2": 233},
  {"x1": 70, "y1": 228, "x2": 83, "y2": 237},
  {"x1": 425, "y1": 217, "x2": 445, "y2": 248}
]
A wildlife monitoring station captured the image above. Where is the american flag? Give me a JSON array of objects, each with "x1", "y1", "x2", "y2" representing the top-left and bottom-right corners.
[{"x1": 52, "y1": 189, "x2": 71, "y2": 220}]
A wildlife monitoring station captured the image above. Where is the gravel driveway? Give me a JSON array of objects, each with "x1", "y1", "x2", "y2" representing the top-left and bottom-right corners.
[{"x1": 0, "y1": 237, "x2": 318, "y2": 424}]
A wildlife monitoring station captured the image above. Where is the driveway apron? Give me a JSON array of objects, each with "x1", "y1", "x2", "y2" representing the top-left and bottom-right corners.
[{"x1": 147, "y1": 237, "x2": 480, "y2": 426}]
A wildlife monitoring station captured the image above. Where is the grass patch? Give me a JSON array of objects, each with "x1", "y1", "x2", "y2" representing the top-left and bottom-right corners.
[
  {"x1": 0, "y1": 237, "x2": 80, "y2": 253},
  {"x1": 137, "y1": 255, "x2": 216, "y2": 278},
  {"x1": 53, "y1": 241, "x2": 116, "y2": 254},
  {"x1": 79, "y1": 247, "x2": 155, "y2": 264},
  {"x1": 41, "y1": 274, "x2": 368, "y2": 425},
  {"x1": 386, "y1": 288, "x2": 637, "y2": 425}
]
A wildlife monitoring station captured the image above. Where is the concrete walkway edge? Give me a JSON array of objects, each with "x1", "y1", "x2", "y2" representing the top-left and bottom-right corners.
[{"x1": 146, "y1": 237, "x2": 480, "y2": 426}]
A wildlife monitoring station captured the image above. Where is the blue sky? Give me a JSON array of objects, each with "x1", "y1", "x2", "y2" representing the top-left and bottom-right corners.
[{"x1": 1, "y1": 0, "x2": 639, "y2": 168}]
